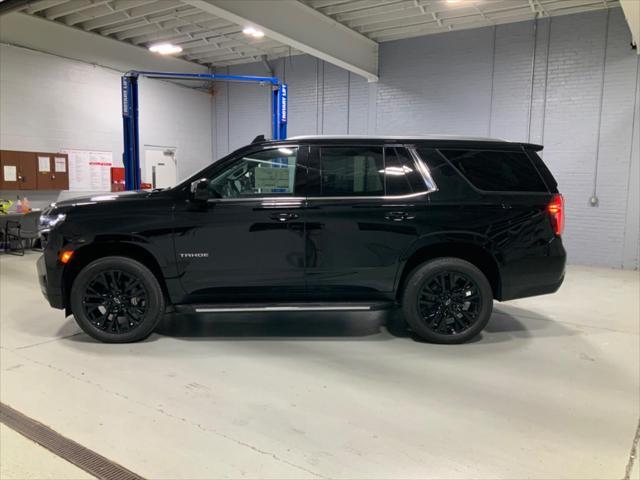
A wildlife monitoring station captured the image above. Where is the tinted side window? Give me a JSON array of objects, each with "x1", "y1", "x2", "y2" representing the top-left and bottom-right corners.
[
  {"x1": 527, "y1": 150, "x2": 558, "y2": 191},
  {"x1": 383, "y1": 148, "x2": 414, "y2": 196},
  {"x1": 208, "y1": 147, "x2": 299, "y2": 198},
  {"x1": 440, "y1": 150, "x2": 547, "y2": 192},
  {"x1": 319, "y1": 147, "x2": 383, "y2": 196}
]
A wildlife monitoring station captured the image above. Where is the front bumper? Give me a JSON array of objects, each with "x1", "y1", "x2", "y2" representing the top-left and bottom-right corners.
[{"x1": 37, "y1": 254, "x2": 64, "y2": 309}]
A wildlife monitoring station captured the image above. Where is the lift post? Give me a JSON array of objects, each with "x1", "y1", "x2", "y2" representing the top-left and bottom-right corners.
[{"x1": 121, "y1": 70, "x2": 288, "y2": 190}]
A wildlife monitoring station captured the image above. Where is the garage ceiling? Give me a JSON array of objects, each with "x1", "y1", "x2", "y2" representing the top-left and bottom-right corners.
[
  {"x1": 308, "y1": 0, "x2": 621, "y2": 42},
  {"x1": 14, "y1": 0, "x2": 622, "y2": 70}
]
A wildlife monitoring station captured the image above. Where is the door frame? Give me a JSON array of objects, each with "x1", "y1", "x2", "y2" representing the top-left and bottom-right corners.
[{"x1": 143, "y1": 145, "x2": 177, "y2": 189}]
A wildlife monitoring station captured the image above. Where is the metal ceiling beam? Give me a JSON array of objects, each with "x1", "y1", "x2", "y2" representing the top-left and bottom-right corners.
[
  {"x1": 190, "y1": 42, "x2": 291, "y2": 61},
  {"x1": 367, "y1": 3, "x2": 616, "y2": 43},
  {"x1": 335, "y1": 1, "x2": 417, "y2": 25},
  {"x1": 42, "y1": 0, "x2": 109, "y2": 20},
  {"x1": 126, "y1": 21, "x2": 237, "y2": 45},
  {"x1": 0, "y1": 0, "x2": 35, "y2": 16},
  {"x1": 62, "y1": 4, "x2": 115, "y2": 26},
  {"x1": 182, "y1": 0, "x2": 379, "y2": 82},
  {"x1": 20, "y1": 0, "x2": 68, "y2": 14},
  {"x1": 307, "y1": 0, "x2": 353, "y2": 9},
  {"x1": 349, "y1": 6, "x2": 442, "y2": 32},
  {"x1": 98, "y1": 5, "x2": 198, "y2": 35},
  {"x1": 190, "y1": 50, "x2": 260, "y2": 63},
  {"x1": 619, "y1": 0, "x2": 639, "y2": 52},
  {"x1": 114, "y1": 13, "x2": 224, "y2": 40},
  {"x1": 93, "y1": 1, "x2": 188, "y2": 33},
  {"x1": 170, "y1": 26, "x2": 241, "y2": 45},
  {"x1": 72, "y1": 0, "x2": 159, "y2": 29},
  {"x1": 182, "y1": 37, "x2": 282, "y2": 55},
  {"x1": 319, "y1": 0, "x2": 404, "y2": 16},
  {"x1": 0, "y1": 11, "x2": 208, "y2": 73}
]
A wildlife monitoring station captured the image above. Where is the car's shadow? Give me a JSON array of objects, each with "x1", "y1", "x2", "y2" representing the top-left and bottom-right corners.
[{"x1": 61, "y1": 304, "x2": 575, "y2": 345}]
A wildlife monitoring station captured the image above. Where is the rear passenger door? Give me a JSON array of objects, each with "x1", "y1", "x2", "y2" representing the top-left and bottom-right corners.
[{"x1": 304, "y1": 145, "x2": 433, "y2": 298}]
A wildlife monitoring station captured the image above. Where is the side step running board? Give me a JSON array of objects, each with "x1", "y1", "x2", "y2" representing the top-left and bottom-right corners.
[{"x1": 183, "y1": 302, "x2": 394, "y2": 313}]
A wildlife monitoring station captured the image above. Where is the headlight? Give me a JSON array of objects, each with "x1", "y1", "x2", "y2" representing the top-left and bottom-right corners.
[{"x1": 39, "y1": 213, "x2": 66, "y2": 232}]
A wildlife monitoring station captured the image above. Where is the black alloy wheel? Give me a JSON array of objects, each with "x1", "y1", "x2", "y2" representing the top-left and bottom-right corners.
[
  {"x1": 418, "y1": 270, "x2": 482, "y2": 335},
  {"x1": 70, "y1": 256, "x2": 165, "y2": 343},
  {"x1": 82, "y1": 269, "x2": 149, "y2": 334},
  {"x1": 401, "y1": 257, "x2": 493, "y2": 344}
]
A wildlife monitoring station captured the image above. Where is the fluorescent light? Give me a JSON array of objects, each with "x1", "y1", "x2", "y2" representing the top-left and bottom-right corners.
[
  {"x1": 446, "y1": 0, "x2": 461, "y2": 3},
  {"x1": 243, "y1": 26, "x2": 265, "y2": 38},
  {"x1": 148, "y1": 43, "x2": 183, "y2": 55}
]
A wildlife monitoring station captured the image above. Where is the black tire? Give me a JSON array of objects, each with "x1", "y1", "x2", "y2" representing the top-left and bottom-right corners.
[
  {"x1": 401, "y1": 257, "x2": 493, "y2": 344},
  {"x1": 70, "y1": 256, "x2": 165, "y2": 343}
]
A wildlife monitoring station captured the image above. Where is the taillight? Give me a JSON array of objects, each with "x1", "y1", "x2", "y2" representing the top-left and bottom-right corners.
[{"x1": 547, "y1": 194, "x2": 564, "y2": 236}]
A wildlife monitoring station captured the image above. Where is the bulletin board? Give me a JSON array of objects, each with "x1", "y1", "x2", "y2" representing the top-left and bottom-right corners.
[{"x1": 61, "y1": 149, "x2": 113, "y2": 192}]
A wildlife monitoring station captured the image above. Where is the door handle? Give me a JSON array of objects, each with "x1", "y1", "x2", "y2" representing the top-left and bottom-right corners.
[
  {"x1": 384, "y1": 211, "x2": 413, "y2": 222},
  {"x1": 270, "y1": 212, "x2": 299, "y2": 222}
]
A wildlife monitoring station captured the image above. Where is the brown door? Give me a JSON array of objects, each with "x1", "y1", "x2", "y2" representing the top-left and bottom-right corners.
[
  {"x1": 17, "y1": 152, "x2": 37, "y2": 190},
  {"x1": 36, "y1": 153, "x2": 55, "y2": 190},
  {"x1": 50, "y1": 154, "x2": 69, "y2": 190},
  {"x1": 0, "y1": 150, "x2": 20, "y2": 189}
]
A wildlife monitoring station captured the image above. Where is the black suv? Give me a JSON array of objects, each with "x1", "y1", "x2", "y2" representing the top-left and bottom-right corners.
[{"x1": 37, "y1": 135, "x2": 566, "y2": 344}]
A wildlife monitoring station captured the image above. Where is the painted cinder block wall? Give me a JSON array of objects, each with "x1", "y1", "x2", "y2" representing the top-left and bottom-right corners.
[
  {"x1": 213, "y1": 8, "x2": 640, "y2": 270},
  {"x1": 0, "y1": 44, "x2": 213, "y2": 186}
]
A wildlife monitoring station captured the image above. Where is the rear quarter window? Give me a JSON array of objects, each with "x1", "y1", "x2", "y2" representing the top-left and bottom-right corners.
[
  {"x1": 439, "y1": 149, "x2": 548, "y2": 192},
  {"x1": 527, "y1": 150, "x2": 558, "y2": 192}
]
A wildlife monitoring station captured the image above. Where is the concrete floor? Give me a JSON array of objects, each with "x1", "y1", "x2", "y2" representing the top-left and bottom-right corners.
[
  {"x1": 0, "y1": 424, "x2": 94, "y2": 479},
  {"x1": 0, "y1": 252, "x2": 638, "y2": 480}
]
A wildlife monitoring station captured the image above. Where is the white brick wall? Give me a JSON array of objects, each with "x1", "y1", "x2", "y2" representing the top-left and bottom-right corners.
[
  {"x1": 215, "y1": 8, "x2": 639, "y2": 269},
  {"x1": 0, "y1": 44, "x2": 213, "y2": 184}
]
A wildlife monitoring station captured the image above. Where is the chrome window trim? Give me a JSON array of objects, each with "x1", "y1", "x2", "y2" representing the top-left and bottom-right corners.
[
  {"x1": 207, "y1": 196, "x2": 305, "y2": 204},
  {"x1": 306, "y1": 191, "x2": 430, "y2": 201},
  {"x1": 205, "y1": 146, "x2": 437, "y2": 203},
  {"x1": 206, "y1": 192, "x2": 430, "y2": 203}
]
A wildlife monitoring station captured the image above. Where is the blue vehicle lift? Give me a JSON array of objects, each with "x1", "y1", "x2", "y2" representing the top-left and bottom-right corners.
[{"x1": 121, "y1": 71, "x2": 288, "y2": 190}]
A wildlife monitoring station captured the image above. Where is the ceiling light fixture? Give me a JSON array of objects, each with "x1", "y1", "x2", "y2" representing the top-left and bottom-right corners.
[
  {"x1": 243, "y1": 26, "x2": 265, "y2": 38},
  {"x1": 446, "y1": 0, "x2": 461, "y2": 3},
  {"x1": 148, "y1": 43, "x2": 183, "y2": 55}
]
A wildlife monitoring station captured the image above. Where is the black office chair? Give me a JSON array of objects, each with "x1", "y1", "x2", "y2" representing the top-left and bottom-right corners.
[{"x1": 5, "y1": 211, "x2": 42, "y2": 255}]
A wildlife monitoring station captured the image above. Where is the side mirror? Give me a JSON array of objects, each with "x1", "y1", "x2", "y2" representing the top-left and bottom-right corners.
[{"x1": 190, "y1": 178, "x2": 210, "y2": 202}]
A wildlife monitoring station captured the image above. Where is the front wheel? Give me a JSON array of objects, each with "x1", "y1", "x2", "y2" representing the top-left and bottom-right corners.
[
  {"x1": 401, "y1": 257, "x2": 493, "y2": 344},
  {"x1": 70, "y1": 256, "x2": 165, "y2": 343}
]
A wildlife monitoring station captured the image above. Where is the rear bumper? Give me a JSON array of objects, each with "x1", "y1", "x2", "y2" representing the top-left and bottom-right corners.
[
  {"x1": 37, "y1": 254, "x2": 64, "y2": 309},
  {"x1": 498, "y1": 236, "x2": 566, "y2": 301}
]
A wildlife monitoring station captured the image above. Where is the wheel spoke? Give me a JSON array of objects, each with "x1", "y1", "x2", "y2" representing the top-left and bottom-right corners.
[
  {"x1": 418, "y1": 269, "x2": 482, "y2": 336},
  {"x1": 82, "y1": 269, "x2": 148, "y2": 335}
]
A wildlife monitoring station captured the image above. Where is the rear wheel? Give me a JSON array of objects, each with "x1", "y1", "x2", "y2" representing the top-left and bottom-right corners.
[
  {"x1": 70, "y1": 256, "x2": 165, "y2": 343},
  {"x1": 401, "y1": 257, "x2": 492, "y2": 344}
]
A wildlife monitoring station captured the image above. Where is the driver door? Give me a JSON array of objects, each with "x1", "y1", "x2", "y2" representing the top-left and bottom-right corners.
[{"x1": 174, "y1": 145, "x2": 308, "y2": 303}]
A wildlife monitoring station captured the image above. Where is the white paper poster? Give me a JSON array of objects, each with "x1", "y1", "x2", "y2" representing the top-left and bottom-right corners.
[
  {"x1": 61, "y1": 149, "x2": 112, "y2": 191},
  {"x1": 54, "y1": 157, "x2": 66, "y2": 172},
  {"x1": 3, "y1": 165, "x2": 17, "y2": 182},
  {"x1": 38, "y1": 156, "x2": 51, "y2": 173}
]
